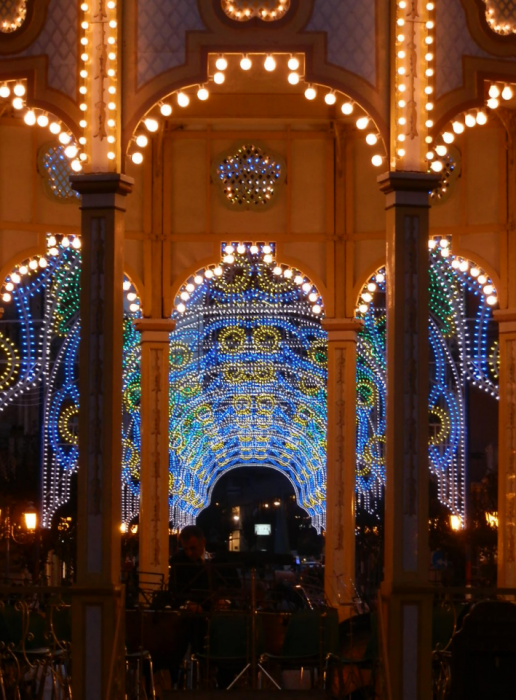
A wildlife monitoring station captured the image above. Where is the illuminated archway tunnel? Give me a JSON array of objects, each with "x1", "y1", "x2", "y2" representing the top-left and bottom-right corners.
[{"x1": 165, "y1": 243, "x2": 327, "y2": 532}]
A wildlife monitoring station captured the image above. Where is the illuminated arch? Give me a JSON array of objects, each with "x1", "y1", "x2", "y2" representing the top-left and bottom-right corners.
[
  {"x1": 354, "y1": 238, "x2": 499, "y2": 520},
  {"x1": 166, "y1": 241, "x2": 327, "y2": 531},
  {"x1": 124, "y1": 51, "x2": 388, "y2": 171}
]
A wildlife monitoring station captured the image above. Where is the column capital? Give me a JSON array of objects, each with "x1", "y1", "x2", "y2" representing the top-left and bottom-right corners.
[
  {"x1": 322, "y1": 317, "x2": 363, "y2": 341},
  {"x1": 134, "y1": 317, "x2": 176, "y2": 342},
  {"x1": 70, "y1": 173, "x2": 134, "y2": 211},
  {"x1": 377, "y1": 171, "x2": 440, "y2": 209},
  {"x1": 493, "y1": 309, "x2": 516, "y2": 331}
]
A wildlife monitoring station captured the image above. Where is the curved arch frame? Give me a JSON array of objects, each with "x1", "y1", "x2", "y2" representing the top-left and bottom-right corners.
[{"x1": 121, "y1": 0, "x2": 390, "y2": 155}]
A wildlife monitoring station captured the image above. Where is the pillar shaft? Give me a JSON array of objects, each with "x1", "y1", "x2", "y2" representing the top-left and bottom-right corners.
[
  {"x1": 323, "y1": 319, "x2": 359, "y2": 619},
  {"x1": 135, "y1": 318, "x2": 175, "y2": 587},
  {"x1": 378, "y1": 171, "x2": 439, "y2": 700},
  {"x1": 495, "y1": 311, "x2": 516, "y2": 586},
  {"x1": 70, "y1": 173, "x2": 133, "y2": 700}
]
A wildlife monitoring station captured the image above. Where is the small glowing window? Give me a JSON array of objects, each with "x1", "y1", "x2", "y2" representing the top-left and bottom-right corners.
[{"x1": 38, "y1": 144, "x2": 80, "y2": 203}]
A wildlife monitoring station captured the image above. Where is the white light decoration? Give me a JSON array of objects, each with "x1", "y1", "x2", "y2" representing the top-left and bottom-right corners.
[
  {"x1": 264, "y1": 55, "x2": 276, "y2": 71},
  {"x1": 160, "y1": 103, "x2": 173, "y2": 116},
  {"x1": 430, "y1": 160, "x2": 443, "y2": 172},
  {"x1": 131, "y1": 152, "x2": 143, "y2": 165},
  {"x1": 49, "y1": 122, "x2": 61, "y2": 135},
  {"x1": 0, "y1": 84, "x2": 10, "y2": 98},
  {"x1": 288, "y1": 56, "x2": 300, "y2": 71},
  {"x1": 324, "y1": 92, "x2": 337, "y2": 105},
  {"x1": 304, "y1": 85, "x2": 317, "y2": 100},
  {"x1": 356, "y1": 117, "x2": 369, "y2": 130},
  {"x1": 502, "y1": 85, "x2": 513, "y2": 101},
  {"x1": 366, "y1": 133, "x2": 378, "y2": 146},
  {"x1": 435, "y1": 144, "x2": 447, "y2": 157},
  {"x1": 288, "y1": 72, "x2": 300, "y2": 85},
  {"x1": 177, "y1": 92, "x2": 189, "y2": 108},
  {"x1": 240, "y1": 55, "x2": 252, "y2": 71},
  {"x1": 24, "y1": 110, "x2": 36, "y2": 126},
  {"x1": 214, "y1": 72, "x2": 225, "y2": 85},
  {"x1": 487, "y1": 97, "x2": 499, "y2": 109},
  {"x1": 215, "y1": 55, "x2": 228, "y2": 71},
  {"x1": 197, "y1": 86, "x2": 209, "y2": 101},
  {"x1": 476, "y1": 111, "x2": 488, "y2": 125},
  {"x1": 442, "y1": 132, "x2": 454, "y2": 144},
  {"x1": 341, "y1": 102, "x2": 353, "y2": 115},
  {"x1": 144, "y1": 118, "x2": 159, "y2": 132},
  {"x1": 372, "y1": 155, "x2": 383, "y2": 167},
  {"x1": 136, "y1": 134, "x2": 148, "y2": 148},
  {"x1": 354, "y1": 242, "x2": 499, "y2": 517},
  {"x1": 37, "y1": 114, "x2": 49, "y2": 128},
  {"x1": 465, "y1": 113, "x2": 476, "y2": 127},
  {"x1": 452, "y1": 121, "x2": 465, "y2": 134},
  {"x1": 489, "y1": 84, "x2": 500, "y2": 98},
  {"x1": 13, "y1": 83, "x2": 25, "y2": 97}
]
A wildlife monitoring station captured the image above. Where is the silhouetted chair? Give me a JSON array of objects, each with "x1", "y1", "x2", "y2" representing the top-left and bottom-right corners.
[{"x1": 260, "y1": 608, "x2": 339, "y2": 689}]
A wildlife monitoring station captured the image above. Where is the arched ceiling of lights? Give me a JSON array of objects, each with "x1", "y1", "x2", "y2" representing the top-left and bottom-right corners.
[{"x1": 120, "y1": 0, "x2": 390, "y2": 157}]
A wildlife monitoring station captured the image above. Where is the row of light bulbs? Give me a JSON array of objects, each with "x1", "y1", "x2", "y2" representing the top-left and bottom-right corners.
[
  {"x1": 1, "y1": 0, "x2": 27, "y2": 32},
  {"x1": 174, "y1": 243, "x2": 324, "y2": 316},
  {"x1": 427, "y1": 81, "x2": 514, "y2": 175},
  {"x1": 355, "y1": 239, "x2": 498, "y2": 315},
  {"x1": 0, "y1": 80, "x2": 83, "y2": 172},
  {"x1": 80, "y1": 0, "x2": 118, "y2": 166},
  {"x1": 130, "y1": 53, "x2": 386, "y2": 168},
  {"x1": 221, "y1": 0, "x2": 290, "y2": 22},
  {"x1": 395, "y1": 0, "x2": 436, "y2": 161}
]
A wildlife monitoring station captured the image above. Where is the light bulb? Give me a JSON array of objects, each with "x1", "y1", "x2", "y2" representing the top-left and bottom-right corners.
[
  {"x1": 237, "y1": 245, "x2": 246, "y2": 254},
  {"x1": 262, "y1": 245, "x2": 272, "y2": 254},
  {"x1": 476, "y1": 111, "x2": 487, "y2": 125},
  {"x1": 371, "y1": 155, "x2": 383, "y2": 167},
  {"x1": 264, "y1": 55, "x2": 276, "y2": 72},
  {"x1": 502, "y1": 85, "x2": 513, "y2": 100},
  {"x1": 131, "y1": 152, "x2": 143, "y2": 164},
  {"x1": 240, "y1": 55, "x2": 252, "y2": 71},
  {"x1": 61, "y1": 237, "x2": 70, "y2": 247},
  {"x1": 215, "y1": 55, "x2": 228, "y2": 71},
  {"x1": 250, "y1": 245, "x2": 259, "y2": 254},
  {"x1": 136, "y1": 134, "x2": 148, "y2": 148},
  {"x1": 304, "y1": 86, "x2": 317, "y2": 100},
  {"x1": 144, "y1": 118, "x2": 159, "y2": 132},
  {"x1": 177, "y1": 92, "x2": 189, "y2": 107},
  {"x1": 465, "y1": 113, "x2": 476, "y2": 127},
  {"x1": 160, "y1": 103, "x2": 172, "y2": 116},
  {"x1": 356, "y1": 117, "x2": 369, "y2": 130},
  {"x1": 214, "y1": 72, "x2": 225, "y2": 85},
  {"x1": 13, "y1": 83, "x2": 25, "y2": 97},
  {"x1": 24, "y1": 110, "x2": 36, "y2": 126},
  {"x1": 48, "y1": 236, "x2": 56, "y2": 246},
  {"x1": 197, "y1": 86, "x2": 209, "y2": 101},
  {"x1": 49, "y1": 122, "x2": 61, "y2": 134},
  {"x1": 284, "y1": 269, "x2": 293, "y2": 279},
  {"x1": 0, "y1": 84, "x2": 10, "y2": 98},
  {"x1": 486, "y1": 295, "x2": 498, "y2": 306},
  {"x1": 430, "y1": 160, "x2": 443, "y2": 172},
  {"x1": 312, "y1": 305, "x2": 322, "y2": 314},
  {"x1": 177, "y1": 303, "x2": 186, "y2": 314},
  {"x1": 489, "y1": 84, "x2": 500, "y2": 98},
  {"x1": 487, "y1": 98, "x2": 499, "y2": 109},
  {"x1": 65, "y1": 145, "x2": 78, "y2": 158},
  {"x1": 288, "y1": 71, "x2": 300, "y2": 85},
  {"x1": 366, "y1": 133, "x2": 378, "y2": 145},
  {"x1": 59, "y1": 131, "x2": 71, "y2": 144},
  {"x1": 324, "y1": 92, "x2": 336, "y2": 105},
  {"x1": 107, "y1": 151, "x2": 115, "y2": 160},
  {"x1": 341, "y1": 102, "x2": 353, "y2": 115},
  {"x1": 29, "y1": 259, "x2": 38, "y2": 269},
  {"x1": 72, "y1": 238, "x2": 81, "y2": 249},
  {"x1": 435, "y1": 144, "x2": 447, "y2": 156},
  {"x1": 194, "y1": 275, "x2": 203, "y2": 285},
  {"x1": 288, "y1": 56, "x2": 300, "y2": 71},
  {"x1": 37, "y1": 114, "x2": 49, "y2": 127},
  {"x1": 426, "y1": 151, "x2": 434, "y2": 160}
]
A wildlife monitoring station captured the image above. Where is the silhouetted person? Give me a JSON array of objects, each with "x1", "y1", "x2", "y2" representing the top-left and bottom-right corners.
[{"x1": 169, "y1": 525, "x2": 211, "y2": 609}]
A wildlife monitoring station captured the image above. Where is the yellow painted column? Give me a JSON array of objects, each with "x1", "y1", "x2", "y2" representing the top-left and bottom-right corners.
[
  {"x1": 134, "y1": 318, "x2": 176, "y2": 588},
  {"x1": 70, "y1": 173, "x2": 133, "y2": 700},
  {"x1": 378, "y1": 171, "x2": 439, "y2": 700},
  {"x1": 323, "y1": 319, "x2": 360, "y2": 619}
]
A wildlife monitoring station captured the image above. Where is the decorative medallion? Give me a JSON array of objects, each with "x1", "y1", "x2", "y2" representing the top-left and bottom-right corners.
[
  {"x1": 221, "y1": 0, "x2": 290, "y2": 22},
  {"x1": 38, "y1": 143, "x2": 80, "y2": 202},
  {"x1": 0, "y1": 0, "x2": 27, "y2": 33},
  {"x1": 212, "y1": 143, "x2": 286, "y2": 211},
  {"x1": 483, "y1": 0, "x2": 516, "y2": 35}
]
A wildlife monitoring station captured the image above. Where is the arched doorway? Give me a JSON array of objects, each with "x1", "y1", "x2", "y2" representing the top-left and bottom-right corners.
[{"x1": 167, "y1": 242, "x2": 327, "y2": 532}]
